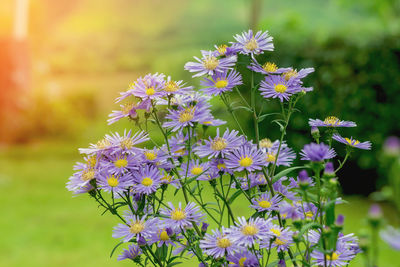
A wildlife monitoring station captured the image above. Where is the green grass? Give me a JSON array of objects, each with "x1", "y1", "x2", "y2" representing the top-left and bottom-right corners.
[{"x1": 1, "y1": 142, "x2": 399, "y2": 267}]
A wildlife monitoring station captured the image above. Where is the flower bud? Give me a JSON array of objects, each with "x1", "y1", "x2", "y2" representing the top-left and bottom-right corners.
[
  {"x1": 278, "y1": 259, "x2": 286, "y2": 267},
  {"x1": 383, "y1": 136, "x2": 400, "y2": 156},
  {"x1": 166, "y1": 227, "x2": 174, "y2": 236},
  {"x1": 368, "y1": 204, "x2": 382, "y2": 219},
  {"x1": 324, "y1": 162, "x2": 335, "y2": 177},
  {"x1": 298, "y1": 170, "x2": 311, "y2": 187},
  {"x1": 201, "y1": 222, "x2": 209, "y2": 233},
  {"x1": 336, "y1": 214, "x2": 345, "y2": 226},
  {"x1": 137, "y1": 236, "x2": 147, "y2": 247},
  {"x1": 311, "y1": 126, "x2": 320, "y2": 141}
]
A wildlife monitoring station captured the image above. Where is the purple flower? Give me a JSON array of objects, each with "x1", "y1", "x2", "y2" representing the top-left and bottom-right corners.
[
  {"x1": 332, "y1": 134, "x2": 372, "y2": 150},
  {"x1": 383, "y1": 136, "x2": 400, "y2": 155},
  {"x1": 199, "y1": 228, "x2": 238, "y2": 258},
  {"x1": 163, "y1": 105, "x2": 208, "y2": 132},
  {"x1": 300, "y1": 142, "x2": 336, "y2": 161},
  {"x1": 163, "y1": 76, "x2": 194, "y2": 95},
  {"x1": 184, "y1": 50, "x2": 237, "y2": 77},
  {"x1": 225, "y1": 144, "x2": 265, "y2": 172},
  {"x1": 250, "y1": 193, "x2": 282, "y2": 212},
  {"x1": 112, "y1": 215, "x2": 156, "y2": 242},
  {"x1": 107, "y1": 99, "x2": 151, "y2": 125},
  {"x1": 101, "y1": 152, "x2": 137, "y2": 175},
  {"x1": 259, "y1": 75, "x2": 299, "y2": 102},
  {"x1": 248, "y1": 59, "x2": 291, "y2": 75},
  {"x1": 227, "y1": 249, "x2": 260, "y2": 267},
  {"x1": 297, "y1": 170, "x2": 313, "y2": 186},
  {"x1": 132, "y1": 165, "x2": 162, "y2": 195},
  {"x1": 232, "y1": 30, "x2": 273, "y2": 57},
  {"x1": 180, "y1": 159, "x2": 209, "y2": 180},
  {"x1": 324, "y1": 162, "x2": 335, "y2": 177},
  {"x1": 309, "y1": 116, "x2": 357, "y2": 128},
  {"x1": 311, "y1": 238, "x2": 357, "y2": 266},
  {"x1": 194, "y1": 128, "x2": 243, "y2": 159},
  {"x1": 261, "y1": 226, "x2": 294, "y2": 252},
  {"x1": 201, "y1": 70, "x2": 243, "y2": 96},
  {"x1": 149, "y1": 227, "x2": 179, "y2": 247},
  {"x1": 381, "y1": 226, "x2": 400, "y2": 250},
  {"x1": 97, "y1": 172, "x2": 133, "y2": 194},
  {"x1": 130, "y1": 73, "x2": 166, "y2": 100},
  {"x1": 160, "y1": 202, "x2": 204, "y2": 231},
  {"x1": 228, "y1": 217, "x2": 273, "y2": 247},
  {"x1": 260, "y1": 139, "x2": 296, "y2": 167},
  {"x1": 117, "y1": 244, "x2": 142, "y2": 261},
  {"x1": 107, "y1": 130, "x2": 149, "y2": 154}
]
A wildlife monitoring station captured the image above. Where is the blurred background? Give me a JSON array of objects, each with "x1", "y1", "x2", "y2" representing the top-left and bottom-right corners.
[{"x1": 0, "y1": 0, "x2": 399, "y2": 266}]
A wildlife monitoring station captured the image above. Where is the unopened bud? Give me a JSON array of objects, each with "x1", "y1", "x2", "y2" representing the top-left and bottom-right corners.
[
  {"x1": 324, "y1": 162, "x2": 335, "y2": 177},
  {"x1": 336, "y1": 214, "x2": 345, "y2": 226},
  {"x1": 201, "y1": 222, "x2": 209, "y2": 233},
  {"x1": 137, "y1": 236, "x2": 147, "y2": 246}
]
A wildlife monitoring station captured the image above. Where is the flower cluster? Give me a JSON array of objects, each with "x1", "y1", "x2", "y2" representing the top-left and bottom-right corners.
[{"x1": 67, "y1": 30, "x2": 371, "y2": 267}]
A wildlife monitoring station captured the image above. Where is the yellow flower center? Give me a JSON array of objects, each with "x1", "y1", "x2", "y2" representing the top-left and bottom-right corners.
[
  {"x1": 345, "y1": 138, "x2": 360, "y2": 146},
  {"x1": 258, "y1": 200, "x2": 272, "y2": 209},
  {"x1": 263, "y1": 62, "x2": 278, "y2": 72},
  {"x1": 122, "y1": 102, "x2": 136, "y2": 114},
  {"x1": 324, "y1": 116, "x2": 339, "y2": 126},
  {"x1": 266, "y1": 153, "x2": 276, "y2": 163},
  {"x1": 120, "y1": 138, "x2": 134, "y2": 149},
  {"x1": 82, "y1": 170, "x2": 95, "y2": 181},
  {"x1": 274, "y1": 84, "x2": 287, "y2": 93},
  {"x1": 270, "y1": 228, "x2": 281, "y2": 236},
  {"x1": 203, "y1": 56, "x2": 219, "y2": 70},
  {"x1": 159, "y1": 230, "x2": 169, "y2": 241},
  {"x1": 145, "y1": 87, "x2": 155, "y2": 95},
  {"x1": 107, "y1": 175, "x2": 119, "y2": 187},
  {"x1": 217, "y1": 238, "x2": 231, "y2": 248},
  {"x1": 96, "y1": 138, "x2": 111, "y2": 149},
  {"x1": 178, "y1": 107, "x2": 195, "y2": 123},
  {"x1": 245, "y1": 38, "x2": 258, "y2": 51},
  {"x1": 174, "y1": 148, "x2": 185, "y2": 155},
  {"x1": 242, "y1": 224, "x2": 258, "y2": 236},
  {"x1": 284, "y1": 70, "x2": 298, "y2": 81},
  {"x1": 114, "y1": 158, "x2": 128, "y2": 168},
  {"x1": 326, "y1": 252, "x2": 339, "y2": 261},
  {"x1": 162, "y1": 174, "x2": 173, "y2": 182},
  {"x1": 274, "y1": 238, "x2": 287, "y2": 246},
  {"x1": 145, "y1": 151, "x2": 157, "y2": 160},
  {"x1": 165, "y1": 81, "x2": 179, "y2": 92},
  {"x1": 217, "y1": 44, "x2": 228, "y2": 55},
  {"x1": 202, "y1": 121, "x2": 212, "y2": 125},
  {"x1": 130, "y1": 222, "x2": 145, "y2": 234},
  {"x1": 239, "y1": 156, "x2": 253, "y2": 167},
  {"x1": 215, "y1": 79, "x2": 229, "y2": 89},
  {"x1": 171, "y1": 209, "x2": 186, "y2": 221},
  {"x1": 87, "y1": 156, "x2": 97, "y2": 167},
  {"x1": 191, "y1": 167, "x2": 203, "y2": 176},
  {"x1": 217, "y1": 163, "x2": 226, "y2": 170},
  {"x1": 305, "y1": 211, "x2": 313, "y2": 218},
  {"x1": 211, "y1": 137, "x2": 227, "y2": 151},
  {"x1": 239, "y1": 257, "x2": 247, "y2": 267},
  {"x1": 259, "y1": 138, "x2": 273, "y2": 148},
  {"x1": 141, "y1": 177, "x2": 153, "y2": 187}
]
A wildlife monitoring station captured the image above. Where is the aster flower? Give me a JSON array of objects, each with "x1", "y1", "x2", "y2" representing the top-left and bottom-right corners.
[
  {"x1": 97, "y1": 172, "x2": 133, "y2": 194},
  {"x1": 232, "y1": 30, "x2": 274, "y2": 57},
  {"x1": 311, "y1": 239, "x2": 357, "y2": 266},
  {"x1": 381, "y1": 226, "x2": 400, "y2": 250},
  {"x1": 279, "y1": 201, "x2": 304, "y2": 220},
  {"x1": 282, "y1": 67, "x2": 314, "y2": 82},
  {"x1": 112, "y1": 215, "x2": 157, "y2": 242},
  {"x1": 300, "y1": 142, "x2": 336, "y2": 161},
  {"x1": 309, "y1": 116, "x2": 357, "y2": 128},
  {"x1": 163, "y1": 104, "x2": 209, "y2": 132},
  {"x1": 250, "y1": 193, "x2": 282, "y2": 212},
  {"x1": 130, "y1": 73, "x2": 166, "y2": 100},
  {"x1": 102, "y1": 152, "x2": 137, "y2": 175},
  {"x1": 167, "y1": 132, "x2": 188, "y2": 157},
  {"x1": 184, "y1": 50, "x2": 237, "y2": 77},
  {"x1": 225, "y1": 144, "x2": 265, "y2": 172},
  {"x1": 66, "y1": 162, "x2": 97, "y2": 195},
  {"x1": 180, "y1": 159, "x2": 209, "y2": 180},
  {"x1": 259, "y1": 139, "x2": 296, "y2": 167},
  {"x1": 227, "y1": 250, "x2": 260, "y2": 267},
  {"x1": 194, "y1": 128, "x2": 243, "y2": 159},
  {"x1": 200, "y1": 70, "x2": 243, "y2": 96},
  {"x1": 149, "y1": 227, "x2": 178, "y2": 247},
  {"x1": 78, "y1": 136, "x2": 115, "y2": 155},
  {"x1": 141, "y1": 147, "x2": 170, "y2": 167},
  {"x1": 273, "y1": 178, "x2": 298, "y2": 201},
  {"x1": 107, "y1": 130, "x2": 149, "y2": 154},
  {"x1": 213, "y1": 44, "x2": 239, "y2": 57},
  {"x1": 228, "y1": 217, "x2": 273, "y2": 247},
  {"x1": 107, "y1": 99, "x2": 151, "y2": 125},
  {"x1": 160, "y1": 202, "x2": 204, "y2": 231},
  {"x1": 233, "y1": 173, "x2": 268, "y2": 190},
  {"x1": 117, "y1": 244, "x2": 142, "y2": 261},
  {"x1": 259, "y1": 75, "x2": 299, "y2": 102},
  {"x1": 248, "y1": 59, "x2": 291, "y2": 75},
  {"x1": 209, "y1": 158, "x2": 233, "y2": 175},
  {"x1": 261, "y1": 226, "x2": 294, "y2": 252},
  {"x1": 163, "y1": 76, "x2": 194, "y2": 95},
  {"x1": 332, "y1": 134, "x2": 372, "y2": 150},
  {"x1": 199, "y1": 228, "x2": 238, "y2": 258},
  {"x1": 132, "y1": 165, "x2": 162, "y2": 195}
]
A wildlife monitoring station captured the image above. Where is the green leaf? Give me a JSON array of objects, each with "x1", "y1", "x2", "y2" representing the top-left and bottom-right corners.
[
  {"x1": 228, "y1": 190, "x2": 243, "y2": 204},
  {"x1": 325, "y1": 199, "x2": 336, "y2": 226},
  {"x1": 109, "y1": 241, "x2": 124, "y2": 258},
  {"x1": 298, "y1": 222, "x2": 322, "y2": 238},
  {"x1": 233, "y1": 105, "x2": 253, "y2": 112},
  {"x1": 272, "y1": 166, "x2": 307, "y2": 183}
]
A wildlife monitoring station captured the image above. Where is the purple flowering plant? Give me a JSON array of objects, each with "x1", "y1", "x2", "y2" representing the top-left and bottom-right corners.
[{"x1": 67, "y1": 30, "x2": 371, "y2": 266}]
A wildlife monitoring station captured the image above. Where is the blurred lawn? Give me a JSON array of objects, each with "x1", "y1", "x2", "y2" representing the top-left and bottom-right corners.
[{"x1": 1, "y1": 140, "x2": 399, "y2": 267}]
